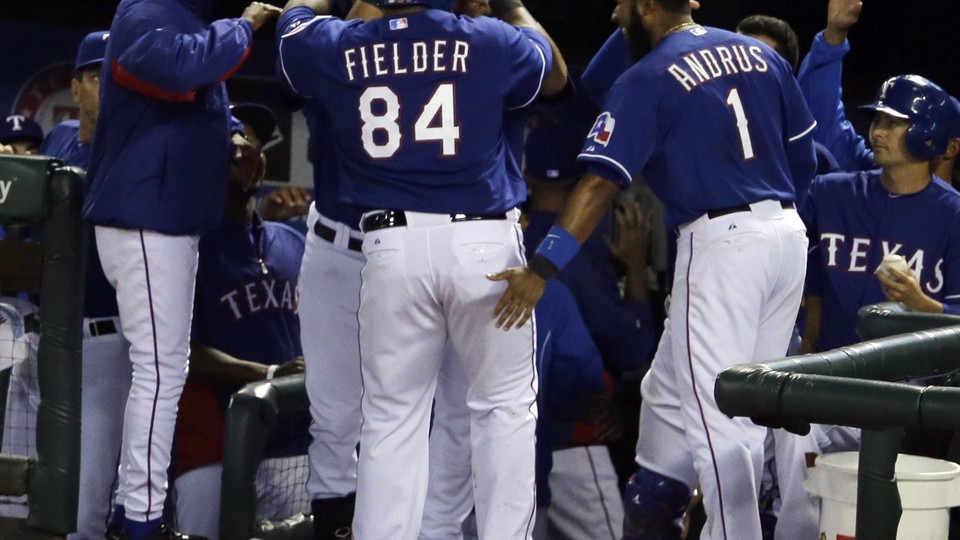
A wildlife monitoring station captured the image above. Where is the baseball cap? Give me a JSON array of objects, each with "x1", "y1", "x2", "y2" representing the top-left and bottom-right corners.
[
  {"x1": 0, "y1": 115, "x2": 43, "y2": 146},
  {"x1": 230, "y1": 103, "x2": 280, "y2": 150},
  {"x1": 523, "y1": 121, "x2": 585, "y2": 181},
  {"x1": 75, "y1": 31, "x2": 110, "y2": 71}
]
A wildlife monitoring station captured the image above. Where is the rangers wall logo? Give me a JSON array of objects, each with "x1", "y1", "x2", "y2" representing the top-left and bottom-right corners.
[
  {"x1": 12, "y1": 62, "x2": 77, "y2": 133},
  {"x1": 588, "y1": 112, "x2": 615, "y2": 146}
]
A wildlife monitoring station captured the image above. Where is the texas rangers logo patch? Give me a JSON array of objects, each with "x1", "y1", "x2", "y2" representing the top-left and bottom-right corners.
[{"x1": 588, "y1": 112, "x2": 616, "y2": 147}]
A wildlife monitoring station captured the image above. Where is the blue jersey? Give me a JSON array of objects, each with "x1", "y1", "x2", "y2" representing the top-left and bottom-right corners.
[
  {"x1": 581, "y1": 30, "x2": 631, "y2": 107},
  {"x1": 578, "y1": 26, "x2": 817, "y2": 230},
  {"x1": 192, "y1": 214, "x2": 303, "y2": 363},
  {"x1": 302, "y1": 102, "x2": 367, "y2": 228},
  {"x1": 525, "y1": 211, "x2": 656, "y2": 376},
  {"x1": 277, "y1": 8, "x2": 552, "y2": 213},
  {"x1": 796, "y1": 32, "x2": 875, "y2": 173},
  {"x1": 535, "y1": 279, "x2": 605, "y2": 507},
  {"x1": 85, "y1": 0, "x2": 252, "y2": 235},
  {"x1": 40, "y1": 121, "x2": 90, "y2": 169},
  {"x1": 39, "y1": 120, "x2": 118, "y2": 319},
  {"x1": 800, "y1": 171, "x2": 960, "y2": 350}
]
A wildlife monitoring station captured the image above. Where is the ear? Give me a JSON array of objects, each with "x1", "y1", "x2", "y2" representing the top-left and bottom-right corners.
[
  {"x1": 945, "y1": 138, "x2": 960, "y2": 160},
  {"x1": 70, "y1": 77, "x2": 81, "y2": 105},
  {"x1": 635, "y1": 0, "x2": 658, "y2": 18}
]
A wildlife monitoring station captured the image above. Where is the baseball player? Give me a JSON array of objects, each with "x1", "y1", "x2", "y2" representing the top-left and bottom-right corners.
[
  {"x1": 35, "y1": 30, "x2": 141, "y2": 540},
  {"x1": 171, "y1": 103, "x2": 308, "y2": 539},
  {"x1": 83, "y1": 2, "x2": 279, "y2": 538},
  {"x1": 770, "y1": 74, "x2": 960, "y2": 539},
  {"x1": 0, "y1": 115, "x2": 43, "y2": 155},
  {"x1": 277, "y1": 0, "x2": 567, "y2": 537},
  {"x1": 796, "y1": 0, "x2": 960, "y2": 185},
  {"x1": 492, "y1": 1, "x2": 817, "y2": 539}
]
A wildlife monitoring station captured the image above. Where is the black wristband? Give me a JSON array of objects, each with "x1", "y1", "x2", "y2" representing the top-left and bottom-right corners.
[
  {"x1": 489, "y1": 0, "x2": 523, "y2": 16},
  {"x1": 528, "y1": 254, "x2": 559, "y2": 281}
]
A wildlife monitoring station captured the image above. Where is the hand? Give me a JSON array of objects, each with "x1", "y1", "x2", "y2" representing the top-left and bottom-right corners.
[
  {"x1": 275, "y1": 356, "x2": 305, "y2": 377},
  {"x1": 257, "y1": 187, "x2": 312, "y2": 220},
  {"x1": 585, "y1": 395, "x2": 624, "y2": 442},
  {"x1": 454, "y1": 0, "x2": 492, "y2": 17},
  {"x1": 0, "y1": 144, "x2": 13, "y2": 155},
  {"x1": 243, "y1": 2, "x2": 283, "y2": 31},
  {"x1": 824, "y1": 0, "x2": 863, "y2": 45},
  {"x1": 487, "y1": 266, "x2": 546, "y2": 330},
  {"x1": 604, "y1": 201, "x2": 652, "y2": 272},
  {"x1": 230, "y1": 133, "x2": 265, "y2": 193},
  {"x1": 876, "y1": 265, "x2": 941, "y2": 313}
]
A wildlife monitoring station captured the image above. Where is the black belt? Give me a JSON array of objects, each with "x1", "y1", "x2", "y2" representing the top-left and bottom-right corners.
[
  {"x1": 314, "y1": 221, "x2": 363, "y2": 252},
  {"x1": 361, "y1": 210, "x2": 508, "y2": 233},
  {"x1": 706, "y1": 201, "x2": 794, "y2": 219},
  {"x1": 88, "y1": 318, "x2": 118, "y2": 337}
]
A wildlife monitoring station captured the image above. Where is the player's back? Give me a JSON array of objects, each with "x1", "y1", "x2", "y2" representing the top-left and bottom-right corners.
[
  {"x1": 593, "y1": 26, "x2": 813, "y2": 228},
  {"x1": 278, "y1": 9, "x2": 550, "y2": 214}
]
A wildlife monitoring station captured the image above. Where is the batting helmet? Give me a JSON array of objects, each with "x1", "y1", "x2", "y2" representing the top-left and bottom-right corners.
[
  {"x1": 368, "y1": 0, "x2": 454, "y2": 10},
  {"x1": 859, "y1": 74, "x2": 954, "y2": 160}
]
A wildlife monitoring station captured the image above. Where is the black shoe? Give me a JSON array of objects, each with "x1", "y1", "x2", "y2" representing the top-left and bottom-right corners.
[
  {"x1": 312, "y1": 494, "x2": 356, "y2": 540},
  {"x1": 105, "y1": 523, "x2": 122, "y2": 540},
  {"x1": 118, "y1": 523, "x2": 208, "y2": 540}
]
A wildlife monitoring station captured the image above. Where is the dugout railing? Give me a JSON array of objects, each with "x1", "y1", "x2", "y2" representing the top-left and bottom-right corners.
[
  {"x1": 715, "y1": 302, "x2": 960, "y2": 539},
  {"x1": 0, "y1": 155, "x2": 86, "y2": 537},
  {"x1": 220, "y1": 373, "x2": 313, "y2": 540}
]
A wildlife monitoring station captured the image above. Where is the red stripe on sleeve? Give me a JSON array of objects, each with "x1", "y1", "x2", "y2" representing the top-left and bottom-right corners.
[
  {"x1": 112, "y1": 60, "x2": 197, "y2": 103},
  {"x1": 219, "y1": 44, "x2": 252, "y2": 82}
]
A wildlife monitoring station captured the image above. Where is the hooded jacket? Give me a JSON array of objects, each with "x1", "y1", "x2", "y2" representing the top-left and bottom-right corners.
[{"x1": 84, "y1": 0, "x2": 252, "y2": 235}]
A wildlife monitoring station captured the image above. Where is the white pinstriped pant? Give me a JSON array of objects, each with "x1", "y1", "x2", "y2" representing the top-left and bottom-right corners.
[
  {"x1": 96, "y1": 226, "x2": 198, "y2": 522},
  {"x1": 353, "y1": 210, "x2": 538, "y2": 540}
]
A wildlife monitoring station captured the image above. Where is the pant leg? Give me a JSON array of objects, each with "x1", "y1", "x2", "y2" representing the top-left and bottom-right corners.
[
  {"x1": 546, "y1": 446, "x2": 624, "y2": 540},
  {"x1": 72, "y1": 331, "x2": 131, "y2": 540},
  {"x1": 421, "y1": 347, "x2": 473, "y2": 540},
  {"x1": 173, "y1": 465, "x2": 221, "y2": 540},
  {"x1": 670, "y1": 206, "x2": 806, "y2": 540},
  {"x1": 353, "y1": 224, "x2": 447, "y2": 540},
  {"x1": 97, "y1": 227, "x2": 199, "y2": 521},
  {"x1": 442, "y1": 216, "x2": 538, "y2": 540},
  {"x1": 300, "y1": 207, "x2": 365, "y2": 500}
]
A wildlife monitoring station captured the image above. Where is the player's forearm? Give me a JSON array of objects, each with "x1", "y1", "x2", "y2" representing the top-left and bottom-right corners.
[
  {"x1": 490, "y1": 0, "x2": 569, "y2": 97},
  {"x1": 622, "y1": 266, "x2": 651, "y2": 303},
  {"x1": 350, "y1": 0, "x2": 383, "y2": 21},
  {"x1": 799, "y1": 296, "x2": 823, "y2": 354},
  {"x1": 189, "y1": 344, "x2": 273, "y2": 386},
  {"x1": 556, "y1": 175, "x2": 621, "y2": 244},
  {"x1": 282, "y1": 0, "x2": 332, "y2": 16}
]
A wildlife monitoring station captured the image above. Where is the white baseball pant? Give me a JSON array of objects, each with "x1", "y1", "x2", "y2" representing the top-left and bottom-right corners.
[
  {"x1": 96, "y1": 226, "x2": 198, "y2": 522},
  {"x1": 636, "y1": 201, "x2": 807, "y2": 540},
  {"x1": 546, "y1": 446, "x2": 623, "y2": 540},
  {"x1": 299, "y1": 205, "x2": 365, "y2": 500},
  {"x1": 353, "y1": 210, "x2": 537, "y2": 540}
]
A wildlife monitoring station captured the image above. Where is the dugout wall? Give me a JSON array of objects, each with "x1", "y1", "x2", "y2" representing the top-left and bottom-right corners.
[{"x1": 0, "y1": 155, "x2": 86, "y2": 536}]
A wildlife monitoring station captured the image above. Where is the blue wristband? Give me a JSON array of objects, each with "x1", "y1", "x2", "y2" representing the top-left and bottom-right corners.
[{"x1": 534, "y1": 225, "x2": 580, "y2": 272}]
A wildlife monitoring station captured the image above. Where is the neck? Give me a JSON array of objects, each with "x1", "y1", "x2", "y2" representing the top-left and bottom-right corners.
[
  {"x1": 225, "y1": 196, "x2": 254, "y2": 223},
  {"x1": 650, "y1": 15, "x2": 695, "y2": 47},
  {"x1": 880, "y1": 161, "x2": 933, "y2": 195},
  {"x1": 78, "y1": 113, "x2": 96, "y2": 144}
]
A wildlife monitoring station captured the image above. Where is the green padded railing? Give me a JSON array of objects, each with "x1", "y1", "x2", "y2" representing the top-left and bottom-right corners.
[{"x1": 716, "y1": 304, "x2": 960, "y2": 539}]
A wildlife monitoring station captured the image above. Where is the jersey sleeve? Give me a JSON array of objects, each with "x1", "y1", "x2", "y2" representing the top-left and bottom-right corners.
[
  {"x1": 576, "y1": 71, "x2": 656, "y2": 189},
  {"x1": 796, "y1": 32, "x2": 875, "y2": 171},
  {"x1": 799, "y1": 176, "x2": 823, "y2": 297},
  {"x1": 277, "y1": 8, "x2": 347, "y2": 98},
  {"x1": 112, "y1": 6, "x2": 252, "y2": 101},
  {"x1": 778, "y1": 63, "x2": 818, "y2": 202},
  {"x1": 580, "y1": 30, "x2": 631, "y2": 107},
  {"x1": 501, "y1": 26, "x2": 553, "y2": 110}
]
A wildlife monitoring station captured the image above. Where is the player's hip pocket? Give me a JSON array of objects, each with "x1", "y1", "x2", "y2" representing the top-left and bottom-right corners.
[
  {"x1": 451, "y1": 222, "x2": 517, "y2": 267},
  {"x1": 361, "y1": 228, "x2": 404, "y2": 268}
]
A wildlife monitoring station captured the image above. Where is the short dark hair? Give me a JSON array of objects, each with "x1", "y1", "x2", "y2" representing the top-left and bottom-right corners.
[
  {"x1": 736, "y1": 15, "x2": 799, "y2": 71},
  {"x1": 656, "y1": 0, "x2": 692, "y2": 14}
]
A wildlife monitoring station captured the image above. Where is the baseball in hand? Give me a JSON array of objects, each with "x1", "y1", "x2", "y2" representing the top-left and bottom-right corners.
[{"x1": 875, "y1": 254, "x2": 909, "y2": 278}]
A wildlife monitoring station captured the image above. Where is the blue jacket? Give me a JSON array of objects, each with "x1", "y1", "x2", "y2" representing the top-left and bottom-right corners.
[{"x1": 84, "y1": 0, "x2": 252, "y2": 235}]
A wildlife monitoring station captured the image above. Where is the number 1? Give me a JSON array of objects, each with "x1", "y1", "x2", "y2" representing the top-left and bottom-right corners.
[{"x1": 726, "y1": 87, "x2": 755, "y2": 160}]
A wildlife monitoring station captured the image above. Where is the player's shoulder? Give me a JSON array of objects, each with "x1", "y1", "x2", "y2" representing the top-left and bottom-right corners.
[
  {"x1": 263, "y1": 219, "x2": 306, "y2": 246},
  {"x1": 47, "y1": 120, "x2": 80, "y2": 138}
]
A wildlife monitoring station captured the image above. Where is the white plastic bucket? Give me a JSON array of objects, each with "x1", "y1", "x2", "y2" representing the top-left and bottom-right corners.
[{"x1": 803, "y1": 452, "x2": 960, "y2": 539}]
